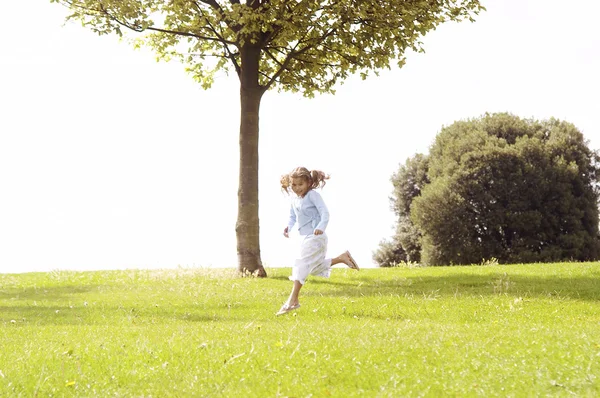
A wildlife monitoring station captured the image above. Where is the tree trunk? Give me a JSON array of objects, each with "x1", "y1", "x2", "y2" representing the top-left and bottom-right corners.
[{"x1": 236, "y1": 44, "x2": 267, "y2": 277}]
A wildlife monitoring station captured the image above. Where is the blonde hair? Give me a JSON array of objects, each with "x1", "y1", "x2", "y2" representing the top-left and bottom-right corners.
[{"x1": 280, "y1": 166, "x2": 330, "y2": 194}]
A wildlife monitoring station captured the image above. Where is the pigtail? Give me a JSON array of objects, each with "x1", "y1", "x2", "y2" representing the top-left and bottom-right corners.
[
  {"x1": 310, "y1": 170, "x2": 330, "y2": 190},
  {"x1": 280, "y1": 173, "x2": 292, "y2": 194}
]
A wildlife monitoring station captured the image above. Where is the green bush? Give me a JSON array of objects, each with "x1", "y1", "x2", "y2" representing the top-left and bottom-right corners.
[{"x1": 380, "y1": 113, "x2": 600, "y2": 266}]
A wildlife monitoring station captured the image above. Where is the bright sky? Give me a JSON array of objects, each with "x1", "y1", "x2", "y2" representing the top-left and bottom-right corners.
[{"x1": 1, "y1": 0, "x2": 599, "y2": 274}]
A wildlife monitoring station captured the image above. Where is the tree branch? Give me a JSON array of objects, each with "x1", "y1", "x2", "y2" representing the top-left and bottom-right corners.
[
  {"x1": 190, "y1": 1, "x2": 241, "y2": 76},
  {"x1": 196, "y1": 0, "x2": 223, "y2": 10},
  {"x1": 194, "y1": 0, "x2": 241, "y2": 32},
  {"x1": 262, "y1": 48, "x2": 284, "y2": 68},
  {"x1": 223, "y1": 43, "x2": 242, "y2": 77},
  {"x1": 146, "y1": 26, "x2": 235, "y2": 45},
  {"x1": 262, "y1": 25, "x2": 337, "y2": 91},
  {"x1": 61, "y1": 0, "x2": 229, "y2": 44}
]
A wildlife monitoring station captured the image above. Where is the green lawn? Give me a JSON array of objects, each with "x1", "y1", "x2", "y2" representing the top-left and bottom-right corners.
[{"x1": 1, "y1": 263, "x2": 599, "y2": 397}]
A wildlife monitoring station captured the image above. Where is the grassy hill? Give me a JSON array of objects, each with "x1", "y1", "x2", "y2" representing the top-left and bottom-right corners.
[{"x1": 1, "y1": 263, "x2": 599, "y2": 397}]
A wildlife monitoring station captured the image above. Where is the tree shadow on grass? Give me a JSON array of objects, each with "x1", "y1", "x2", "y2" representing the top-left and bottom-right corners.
[
  {"x1": 0, "y1": 299, "x2": 257, "y2": 325},
  {"x1": 0, "y1": 305, "x2": 94, "y2": 326},
  {"x1": 152, "y1": 308, "x2": 252, "y2": 323},
  {"x1": 0, "y1": 285, "x2": 105, "y2": 301},
  {"x1": 0, "y1": 304, "x2": 251, "y2": 325},
  {"x1": 269, "y1": 275, "x2": 291, "y2": 282},
  {"x1": 308, "y1": 272, "x2": 600, "y2": 302}
]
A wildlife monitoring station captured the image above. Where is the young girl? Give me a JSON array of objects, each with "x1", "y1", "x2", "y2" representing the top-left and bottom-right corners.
[{"x1": 277, "y1": 166, "x2": 359, "y2": 316}]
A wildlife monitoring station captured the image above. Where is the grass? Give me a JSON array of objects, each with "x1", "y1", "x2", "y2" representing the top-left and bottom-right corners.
[{"x1": 1, "y1": 262, "x2": 599, "y2": 397}]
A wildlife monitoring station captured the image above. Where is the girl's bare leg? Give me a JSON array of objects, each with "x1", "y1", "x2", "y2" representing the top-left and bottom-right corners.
[{"x1": 286, "y1": 280, "x2": 302, "y2": 307}]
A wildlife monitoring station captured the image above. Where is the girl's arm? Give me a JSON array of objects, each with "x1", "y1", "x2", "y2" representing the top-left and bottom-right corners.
[
  {"x1": 286, "y1": 204, "x2": 296, "y2": 234},
  {"x1": 310, "y1": 190, "x2": 330, "y2": 232}
]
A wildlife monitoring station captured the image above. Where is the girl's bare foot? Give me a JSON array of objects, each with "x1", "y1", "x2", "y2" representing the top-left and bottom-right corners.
[
  {"x1": 276, "y1": 302, "x2": 301, "y2": 316},
  {"x1": 344, "y1": 251, "x2": 360, "y2": 270}
]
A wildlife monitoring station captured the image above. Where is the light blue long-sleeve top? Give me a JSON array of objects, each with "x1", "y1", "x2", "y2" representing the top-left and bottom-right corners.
[{"x1": 287, "y1": 189, "x2": 330, "y2": 236}]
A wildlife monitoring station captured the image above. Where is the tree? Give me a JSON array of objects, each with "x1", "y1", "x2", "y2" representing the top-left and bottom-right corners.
[
  {"x1": 372, "y1": 235, "x2": 407, "y2": 268},
  {"x1": 410, "y1": 113, "x2": 600, "y2": 265},
  {"x1": 51, "y1": 0, "x2": 484, "y2": 275},
  {"x1": 373, "y1": 153, "x2": 428, "y2": 266},
  {"x1": 390, "y1": 153, "x2": 429, "y2": 262}
]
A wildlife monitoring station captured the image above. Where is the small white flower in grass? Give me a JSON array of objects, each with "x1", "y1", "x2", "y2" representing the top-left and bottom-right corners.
[
  {"x1": 10, "y1": 320, "x2": 16, "y2": 324},
  {"x1": 55, "y1": 310, "x2": 60, "y2": 314},
  {"x1": 84, "y1": 302, "x2": 88, "y2": 307}
]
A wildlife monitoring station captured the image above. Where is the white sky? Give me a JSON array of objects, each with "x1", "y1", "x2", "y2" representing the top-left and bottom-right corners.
[{"x1": 1, "y1": 0, "x2": 599, "y2": 274}]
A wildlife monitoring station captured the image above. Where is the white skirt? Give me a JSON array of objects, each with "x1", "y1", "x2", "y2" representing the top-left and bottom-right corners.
[{"x1": 290, "y1": 233, "x2": 332, "y2": 285}]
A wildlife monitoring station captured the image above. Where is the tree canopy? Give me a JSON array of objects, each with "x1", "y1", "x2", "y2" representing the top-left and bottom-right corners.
[
  {"x1": 53, "y1": 0, "x2": 484, "y2": 95},
  {"x1": 377, "y1": 113, "x2": 600, "y2": 266}
]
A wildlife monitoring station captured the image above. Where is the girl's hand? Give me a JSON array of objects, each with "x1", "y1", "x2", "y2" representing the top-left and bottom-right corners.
[
  {"x1": 283, "y1": 227, "x2": 289, "y2": 238},
  {"x1": 314, "y1": 229, "x2": 323, "y2": 235}
]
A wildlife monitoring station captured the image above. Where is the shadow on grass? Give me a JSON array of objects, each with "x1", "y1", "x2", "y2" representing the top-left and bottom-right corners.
[
  {"x1": 269, "y1": 275, "x2": 291, "y2": 282},
  {"x1": 0, "y1": 299, "x2": 258, "y2": 325},
  {"x1": 0, "y1": 305, "x2": 91, "y2": 325},
  {"x1": 0, "y1": 285, "x2": 103, "y2": 301},
  {"x1": 310, "y1": 273, "x2": 600, "y2": 301},
  {"x1": 0, "y1": 304, "x2": 252, "y2": 325}
]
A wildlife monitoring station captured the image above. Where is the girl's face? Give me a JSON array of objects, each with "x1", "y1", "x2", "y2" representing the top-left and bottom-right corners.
[{"x1": 291, "y1": 177, "x2": 309, "y2": 197}]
